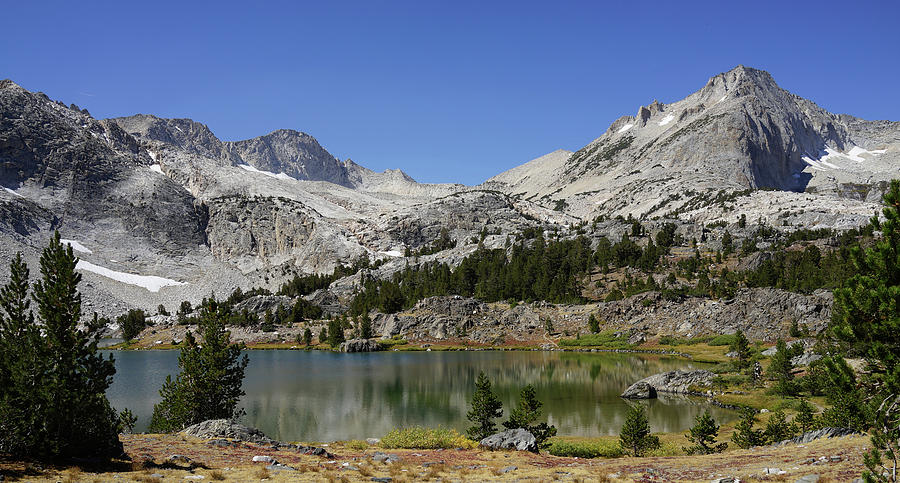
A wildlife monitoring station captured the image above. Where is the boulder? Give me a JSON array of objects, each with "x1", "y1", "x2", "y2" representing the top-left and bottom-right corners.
[
  {"x1": 773, "y1": 427, "x2": 860, "y2": 446},
  {"x1": 621, "y1": 381, "x2": 658, "y2": 399},
  {"x1": 479, "y1": 429, "x2": 537, "y2": 452},
  {"x1": 791, "y1": 352, "x2": 822, "y2": 367},
  {"x1": 621, "y1": 370, "x2": 715, "y2": 398},
  {"x1": 340, "y1": 338, "x2": 382, "y2": 352},
  {"x1": 181, "y1": 419, "x2": 276, "y2": 446}
]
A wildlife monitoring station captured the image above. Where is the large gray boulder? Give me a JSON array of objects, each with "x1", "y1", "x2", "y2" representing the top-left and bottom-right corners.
[
  {"x1": 621, "y1": 381, "x2": 658, "y2": 399},
  {"x1": 621, "y1": 370, "x2": 715, "y2": 398},
  {"x1": 479, "y1": 429, "x2": 537, "y2": 452},
  {"x1": 340, "y1": 338, "x2": 382, "y2": 352},
  {"x1": 180, "y1": 419, "x2": 276, "y2": 445}
]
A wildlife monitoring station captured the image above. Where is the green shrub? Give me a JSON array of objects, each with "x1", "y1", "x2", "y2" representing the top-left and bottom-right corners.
[
  {"x1": 377, "y1": 336, "x2": 408, "y2": 348},
  {"x1": 380, "y1": 427, "x2": 475, "y2": 449},
  {"x1": 547, "y1": 439, "x2": 624, "y2": 458},
  {"x1": 559, "y1": 331, "x2": 632, "y2": 349},
  {"x1": 708, "y1": 334, "x2": 736, "y2": 346}
]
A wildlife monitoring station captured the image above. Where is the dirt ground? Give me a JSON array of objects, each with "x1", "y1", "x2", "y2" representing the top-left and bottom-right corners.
[{"x1": 1, "y1": 432, "x2": 870, "y2": 482}]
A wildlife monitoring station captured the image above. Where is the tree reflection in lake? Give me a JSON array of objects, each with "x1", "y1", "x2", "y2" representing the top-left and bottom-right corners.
[{"x1": 105, "y1": 350, "x2": 733, "y2": 441}]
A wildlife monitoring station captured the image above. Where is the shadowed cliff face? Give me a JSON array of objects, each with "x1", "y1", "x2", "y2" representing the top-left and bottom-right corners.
[{"x1": 0, "y1": 80, "x2": 208, "y2": 254}]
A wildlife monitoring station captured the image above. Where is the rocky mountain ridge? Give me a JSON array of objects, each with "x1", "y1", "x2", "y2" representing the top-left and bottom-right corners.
[
  {"x1": 485, "y1": 65, "x2": 899, "y2": 222},
  {"x1": 0, "y1": 65, "x2": 897, "y2": 318}
]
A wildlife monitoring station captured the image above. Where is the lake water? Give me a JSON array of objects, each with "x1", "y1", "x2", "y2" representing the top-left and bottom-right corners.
[{"x1": 104, "y1": 349, "x2": 733, "y2": 442}]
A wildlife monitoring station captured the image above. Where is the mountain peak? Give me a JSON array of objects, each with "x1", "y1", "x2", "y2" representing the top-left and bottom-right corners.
[{"x1": 0, "y1": 79, "x2": 24, "y2": 91}]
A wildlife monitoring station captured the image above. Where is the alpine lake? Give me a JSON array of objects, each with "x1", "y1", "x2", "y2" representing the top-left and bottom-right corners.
[{"x1": 104, "y1": 349, "x2": 734, "y2": 442}]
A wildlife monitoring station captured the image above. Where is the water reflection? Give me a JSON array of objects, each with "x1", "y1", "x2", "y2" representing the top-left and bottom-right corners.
[{"x1": 105, "y1": 350, "x2": 733, "y2": 442}]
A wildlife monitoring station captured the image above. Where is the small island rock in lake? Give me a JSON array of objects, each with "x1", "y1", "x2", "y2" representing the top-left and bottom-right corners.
[{"x1": 621, "y1": 370, "x2": 715, "y2": 399}]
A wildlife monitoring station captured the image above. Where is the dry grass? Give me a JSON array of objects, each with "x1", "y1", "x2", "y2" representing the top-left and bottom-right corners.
[
  {"x1": 253, "y1": 466, "x2": 270, "y2": 480},
  {"x1": 357, "y1": 463, "x2": 373, "y2": 477},
  {"x1": 208, "y1": 469, "x2": 226, "y2": 480}
]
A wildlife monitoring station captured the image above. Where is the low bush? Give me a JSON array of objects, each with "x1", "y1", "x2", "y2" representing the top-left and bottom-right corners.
[
  {"x1": 380, "y1": 427, "x2": 476, "y2": 449},
  {"x1": 547, "y1": 439, "x2": 624, "y2": 458},
  {"x1": 559, "y1": 331, "x2": 632, "y2": 349},
  {"x1": 708, "y1": 334, "x2": 736, "y2": 346},
  {"x1": 377, "y1": 336, "x2": 408, "y2": 348}
]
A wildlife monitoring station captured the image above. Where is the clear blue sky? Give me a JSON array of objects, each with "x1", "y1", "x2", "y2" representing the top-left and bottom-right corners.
[{"x1": 2, "y1": 0, "x2": 898, "y2": 185}]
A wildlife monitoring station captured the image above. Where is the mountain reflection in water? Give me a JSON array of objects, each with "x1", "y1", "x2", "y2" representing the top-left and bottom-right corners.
[{"x1": 105, "y1": 350, "x2": 734, "y2": 441}]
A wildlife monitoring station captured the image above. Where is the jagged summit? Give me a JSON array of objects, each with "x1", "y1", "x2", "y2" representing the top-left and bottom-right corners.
[
  {"x1": 225, "y1": 129, "x2": 351, "y2": 187},
  {"x1": 488, "y1": 65, "x2": 900, "y2": 219}
]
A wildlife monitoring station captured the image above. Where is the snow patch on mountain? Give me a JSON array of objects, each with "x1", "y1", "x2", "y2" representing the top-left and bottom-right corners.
[
  {"x1": 658, "y1": 114, "x2": 675, "y2": 126},
  {"x1": 802, "y1": 145, "x2": 886, "y2": 170},
  {"x1": 3, "y1": 187, "x2": 23, "y2": 198},
  {"x1": 149, "y1": 164, "x2": 163, "y2": 174},
  {"x1": 238, "y1": 163, "x2": 294, "y2": 181},
  {"x1": 617, "y1": 123, "x2": 634, "y2": 134},
  {"x1": 61, "y1": 239, "x2": 92, "y2": 254},
  {"x1": 76, "y1": 260, "x2": 186, "y2": 292}
]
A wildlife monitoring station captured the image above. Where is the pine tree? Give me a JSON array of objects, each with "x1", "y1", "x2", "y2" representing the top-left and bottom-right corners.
[
  {"x1": 763, "y1": 410, "x2": 798, "y2": 444},
  {"x1": 731, "y1": 407, "x2": 763, "y2": 449},
  {"x1": 359, "y1": 312, "x2": 373, "y2": 339},
  {"x1": 149, "y1": 298, "x2": 249, "y2": 432},
  {"x1": 619, "y1": 405, "x2": 660, "y2": 456},
  {"x1": 502, "y1": 384, "x2": 557, "y2": 448},
  {"x1": 767, "y1": 339, "x2": 796, "y2": 396},
  {"x1": 319, "y1": 326, "x2": 327, "y2": 345},
  {"x1": 684, "y1": 409, "x2": 726, "y2": 454},
  {"x1": 302, "y1": 327, "x2": 313, "y2": 346},
  {"x1": 327, "y1": 318, "x2": 345, "y2": 347},
  {"x1": 795, "y1": 398, "x2": 817, "y2": 433},
  {"x1": 467, "y1": 371, "x2": 503, "y2": 440},
  {"x1": 729, "y1": 330, "x2": 751, "y2": 370},
  {"x1": 588, "y1": 313, "x2": 600, "y2": 334},
  {"x1": 829, "y1": 180, "x2": 900, "y2": 482},
  {"x1": 0, "y1": 253, "x2": 44, "y2": 456},
  {"x1": 0, "y1": 234, "x2": 122, "y2": 459}
]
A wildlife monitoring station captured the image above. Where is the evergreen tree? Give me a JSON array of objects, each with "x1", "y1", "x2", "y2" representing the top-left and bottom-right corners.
[
  {"x1": 149, "y1": 298, "x2": 249, "y2": 432},
  {"x1": 795, "y1": 398, "x2": 818, "y2": 433},
  {"x1": 0, "y1": 253, "x2": 44, "y2": 456},
  {"x1": 684, "y1": 409, "x2": 727, "y2": 454},
  {"x1": 0, "y1": 234, "x2": 122, "y2": 459},
  {"x1": 619, "y1": 405, "x2": 660, "y2": 456},
  {"x1": 763, "y1": 410, "x2": 798, "y2": 444},
  {"x1": 829, "y1": 180, "x2": 900, "y2": 482},
  {"x1": 302, "y1": 327, "x2": 313, "y2": 346},
  {"x1": 731, "y1": 407, "x2": 764, "y2": 449},
  {"x1": 327, "y1": 318, "x2": 345, "y2": 347},
  {"x1": 118, "y1": 308, "x2": 147, "y2": 341},
  {"x1": 502, "y1": 384, "x2": 557, "y2": 448},
  {"x1": 587, "y1": 313, "x2": 600, "y2": 334},
  {"x1": 319, "y1": 326, "x2": 327, "y2": 345},
  {"x1": 767, "y1": 339, "x2": 796, "y2": 396},
  {"x1": 729, "y1": 330, "x2": 751, "y2": 370},
  {"x1": 466, "y1": 371, "x2": 503, "y2": 440},
  {"x1": 359, "y1": 312, "x2": 373, "y2": 339}
]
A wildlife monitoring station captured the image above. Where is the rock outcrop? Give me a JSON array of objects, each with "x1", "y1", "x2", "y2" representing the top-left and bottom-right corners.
[
  {"x1": 773, "y1": 427, "x2": 861, "y2": 446},
  {"x1": 339, "y1": 338, "x2": 381, "y2": 352},
  {"x1": 621, "y1": 370, "x2": 715, "y2": 399},
  {"x1": 181, "y1": 419, "x2": 277, "y2": 446},
  {"x1": 479, "y1": 429, "x2": 538, "y2": 452},
  {"x1": 621, "y1": 381, "x2": 658, "y2": 399}
]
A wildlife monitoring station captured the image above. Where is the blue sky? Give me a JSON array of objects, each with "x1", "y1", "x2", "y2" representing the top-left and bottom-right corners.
[{"x1": 2, "y1": 1, "x2": 898, "y2": 185}]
